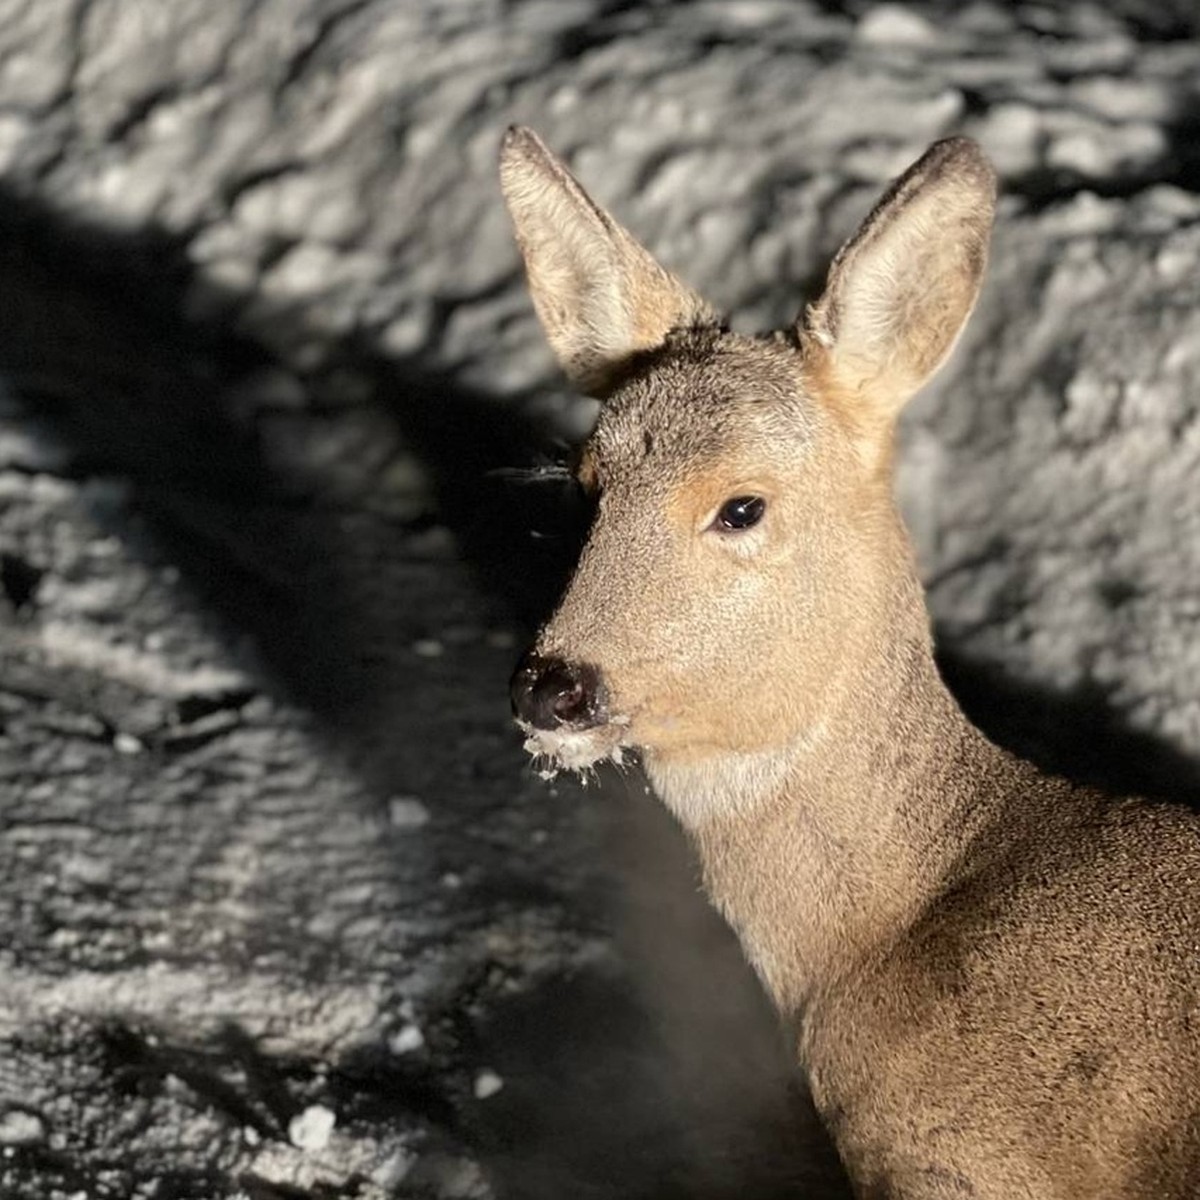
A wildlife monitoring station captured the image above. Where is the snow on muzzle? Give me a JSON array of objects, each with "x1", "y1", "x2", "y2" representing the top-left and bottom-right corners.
[{"x1": 510, "y1": 652, "x2": 630, "y2": 777}]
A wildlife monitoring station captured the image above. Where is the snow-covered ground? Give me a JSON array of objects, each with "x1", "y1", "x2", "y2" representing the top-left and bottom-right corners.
[{"x1": 2, "y1": 1, "x2": 1200, "y2": 1196}]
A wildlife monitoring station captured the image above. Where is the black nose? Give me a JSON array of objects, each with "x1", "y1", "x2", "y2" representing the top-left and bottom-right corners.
[{"x1": 510, "y1": 653, "x2": 606, "y2": 731}]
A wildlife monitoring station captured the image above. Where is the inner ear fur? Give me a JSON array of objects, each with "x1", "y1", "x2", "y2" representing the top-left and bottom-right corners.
[
  {"x1": 801, "y1": 137, "x2": 997, "y2": 458},
  {"x1": 499, "y1": 126, "x2": 719, "y2": 397}
]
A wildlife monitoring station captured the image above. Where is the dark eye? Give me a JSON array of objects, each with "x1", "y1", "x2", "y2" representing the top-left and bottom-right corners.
[{"x1": 715, "y1": 495, "x2": 766, "y2": 531}]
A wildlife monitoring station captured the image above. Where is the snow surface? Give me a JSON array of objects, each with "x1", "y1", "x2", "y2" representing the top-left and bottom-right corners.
[{"x1": 2, "y1": 0, "x2": 1200, "y2": 1196}]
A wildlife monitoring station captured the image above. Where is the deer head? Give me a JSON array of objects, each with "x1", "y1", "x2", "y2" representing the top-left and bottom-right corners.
[{"x1": 502, "y1": 127, "x2": 995, "y2": 810}]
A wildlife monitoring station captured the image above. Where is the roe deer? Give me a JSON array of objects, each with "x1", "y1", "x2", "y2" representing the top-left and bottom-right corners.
[{"x1": 500, "y1": 126, "x2": 1200, "y2": 1198}]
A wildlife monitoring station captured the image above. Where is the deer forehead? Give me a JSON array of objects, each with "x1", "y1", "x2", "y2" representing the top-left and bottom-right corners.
[{"x1": 582, "y1": 331, "x2": 821, "y2": 491}]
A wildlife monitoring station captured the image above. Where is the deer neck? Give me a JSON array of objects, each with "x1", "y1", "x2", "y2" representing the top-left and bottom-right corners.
[{"x1": 642, "y1": 570, "x2": 1007, "y2": 1018}]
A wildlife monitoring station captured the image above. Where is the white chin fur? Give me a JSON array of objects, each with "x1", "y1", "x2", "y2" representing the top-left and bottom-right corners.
[{"x1": 517, "y1": 719, "x2": 630, "y2": 781}]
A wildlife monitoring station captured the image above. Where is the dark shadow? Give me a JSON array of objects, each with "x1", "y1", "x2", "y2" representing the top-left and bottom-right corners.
[
  {"x1": 938, "y1": 648, "x2": 1200, "y2": 809},
  {"x1": 0, "y1": 184, "x2": 577, "y2": 712},
  {"x1": 458, "y1": 768, "x2": 852, "y2": 1200},
  {"x1": 460, "y1": 968, "x2": 844, "y2": 1200}
]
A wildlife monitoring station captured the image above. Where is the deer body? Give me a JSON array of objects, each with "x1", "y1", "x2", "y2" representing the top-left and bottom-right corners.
[{"x1": 500, "y1": 127, "x2": 1200, "y2": 1197}]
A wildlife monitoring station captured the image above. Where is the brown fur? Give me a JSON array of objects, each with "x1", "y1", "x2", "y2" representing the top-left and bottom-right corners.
[{"x1": 499, "y1": 127, "x2": 1200, "y2": 1198}]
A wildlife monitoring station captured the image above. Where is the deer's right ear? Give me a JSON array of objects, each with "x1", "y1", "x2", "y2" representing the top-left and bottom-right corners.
[{"x1": 499, "y1": 126, "x2": 718, "y2": 397}]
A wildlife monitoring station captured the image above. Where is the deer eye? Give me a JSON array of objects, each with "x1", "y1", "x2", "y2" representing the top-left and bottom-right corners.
[{"x1": 715, "y1": 495, "x2": 765, "y2": 531}]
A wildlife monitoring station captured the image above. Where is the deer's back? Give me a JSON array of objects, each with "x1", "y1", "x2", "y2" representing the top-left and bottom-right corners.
[{"x1": 805, "y1": 787, "x2": 1200, "y2": 1198}]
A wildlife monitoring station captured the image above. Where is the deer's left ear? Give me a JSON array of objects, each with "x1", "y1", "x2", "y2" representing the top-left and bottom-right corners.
[
  {"x1": 499, "y1": 126, "x2": 719, "y2": 397},
  {"x1": 799, "y1": 138, "x2": 996, "y2": 462}
]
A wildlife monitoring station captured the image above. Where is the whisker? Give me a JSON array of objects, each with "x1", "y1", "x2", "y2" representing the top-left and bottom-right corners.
[{"x1": 486, "y1": 463, "x2": 575, "y2": 485}]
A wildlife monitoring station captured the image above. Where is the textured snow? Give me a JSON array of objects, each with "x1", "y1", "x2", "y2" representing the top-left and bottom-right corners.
[
  {"x1": 289, "y1": 1104, "x2": 336, "y2": 1152},
  {"x1": 471, "y1": 1069, "x2": 504, "y2": 1101},
  {"x1": 0, "y1": 1111, "x2": 46, "y2": 1147},
  {"x1": 388, "y1": 1022, "x2": 426, "y2": 1056},
  {"x1": 2, "y1": 0, "x2": 1200, "y2": 1196}
]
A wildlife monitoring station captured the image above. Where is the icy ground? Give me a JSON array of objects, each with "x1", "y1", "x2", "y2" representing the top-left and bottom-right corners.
[{"x1": 2, "y1": 1, "x2": 1200, "y2": 1197}]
